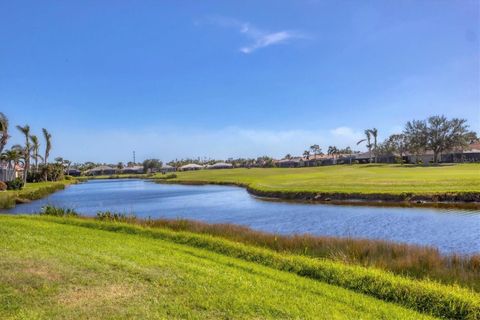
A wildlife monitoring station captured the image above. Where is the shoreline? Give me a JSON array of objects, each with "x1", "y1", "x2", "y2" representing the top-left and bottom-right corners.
[
  {"x1": 0, "y1": 179, "x2": 77, "y2": 209},
  {"x1": 156, "y1": 179, "x2": 480, "y2": 209}
]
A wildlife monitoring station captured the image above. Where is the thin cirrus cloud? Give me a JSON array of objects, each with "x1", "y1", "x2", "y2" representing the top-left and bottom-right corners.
[{"x1": 201, "y1": 16, "x2": 307, "y2": 54}]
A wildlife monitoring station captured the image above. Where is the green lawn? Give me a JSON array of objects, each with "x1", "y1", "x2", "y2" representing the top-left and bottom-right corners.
[
  {"x1": 163, "y1": 164, "x2": 480, "y2": 195},
  {"x1": 0, "y1": 215, "x2": 438, "y2": 320},
  {"x1": 0, "y1": 180, "x2": 76, "y2": 209}
]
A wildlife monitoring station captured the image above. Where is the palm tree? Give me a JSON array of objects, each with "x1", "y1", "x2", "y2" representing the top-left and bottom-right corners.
[
  {"x1": 2, "y1": 148, "x2": 22, "y2": 181},
  {"x1": 29, "y1": 134, "x2": 42, "y2": 171},
  {"x1": 42, "y1": 128, "x2": 52, "y2": 181},
  {"x1": 357, "y1": 130, "x2": 373, "y2": 163},
  {"x1": 16, "y1": 125, "x2": 31, "y2": 183},
  {"x1": 0, "y1": 112, "x2": 9, "y2": 154},
  {"x1": 64, "y1": 159, "x2": 71, "y2": 175},
  {"x1": 368, "y1": 128, "x2": 378, "y2": 163}
]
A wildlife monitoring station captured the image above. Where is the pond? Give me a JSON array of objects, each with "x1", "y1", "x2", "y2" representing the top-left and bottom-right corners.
[{"x1": 3, "y1": 179, "x2": 479, "y2": 255}]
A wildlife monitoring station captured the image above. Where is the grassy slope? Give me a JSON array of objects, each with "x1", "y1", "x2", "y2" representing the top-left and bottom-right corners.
[
  {"x1": 0, "y1": 216, "x2": 435, "y2": 320},
  {"x1": 163, "y1": 164, "x2": 480, "y2": 195},
  {"x1": 0, "y1": 180, "x2": 76, "y2": 209}
]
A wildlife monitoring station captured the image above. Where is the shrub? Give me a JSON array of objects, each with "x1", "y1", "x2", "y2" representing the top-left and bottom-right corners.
[
  {"x1": 96, "y1": 211, "x2": 136, "y2": 222},
  {"x1": 6, "y1": 178, "x2": 24, "y2": 190},
  {"x1": 40, "y1": 205, "x2": 78, "y2": 217},
  {"x1": 38, "y1": 163, "x2": 65, "y2": 182},
  {"x1": 0, "y1": 181, "x2": 7, "y2": 191},
  {"x1": 156, "y1": 173, "x2": 177, "y2": 180}
]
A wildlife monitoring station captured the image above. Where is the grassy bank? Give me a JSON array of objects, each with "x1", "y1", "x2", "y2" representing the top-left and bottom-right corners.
[
  {"x1": 0, "y1": 215, "x2": 438, "y2": 320},
  {"x1": 0, "y1": 180, "x2": 76, "y2": 209},
  {"x1": 159, "y1": 164, "x2": 480, "y2": 202},
  {"x1": 100, "y1": 216, "x2": 479, "y2": 292}
]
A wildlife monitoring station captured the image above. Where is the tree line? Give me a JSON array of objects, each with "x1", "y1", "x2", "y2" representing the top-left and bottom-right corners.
[
  {"x1": 295, "y1": 115, "x2": 476, "y2": 164},
  {"x1": 0, "y1": 112, "x2": 69, "y2": 187}
]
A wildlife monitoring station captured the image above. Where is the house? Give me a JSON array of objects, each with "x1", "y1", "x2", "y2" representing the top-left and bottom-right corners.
[
  {"x1": 0, "y1": 163, "x2": 16, "y2": 182},
  {"x1": 85, "y1": 165, "x2": 117, "y2": 176},
  {"x1": 206, "y1": 162, "x2": 233, "y2": 169},
  {"x1": 179, "y1": 163, "x2": 203, "y2": 171},
  {"x1": 276, "y1": 157, "x2": 304, "y2": 168},
  {"x1": 66, "y1": 168, "x2": 81, "y2": 176},
  {"x1": 440, "y1": 142, "x2": 480, "y2": 163},
  {"x1": 121, "y1": 166, "x2": 144, "y2": 174},
  {"x1": 160, "y1": 164, "x2": 176, "y2": 173}
]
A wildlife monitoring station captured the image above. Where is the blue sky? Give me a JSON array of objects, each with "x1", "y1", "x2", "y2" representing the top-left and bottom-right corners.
[{"x1": 1, "y1": 0, "x2": 479, "y2": 163}]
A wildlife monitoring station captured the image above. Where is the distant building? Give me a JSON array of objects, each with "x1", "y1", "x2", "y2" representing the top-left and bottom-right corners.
[
  {"x1": 206, "y1": 162, "x2": 233, "y2": 169},
  {"x1": 160, "y1": 164, "x2": 176, "y2": 173},
  {"x1": 66, "y1": 168, "x2": 81, "y2": 176},
  {"x1": 179, "y1": 163, "x2": 204, "y2": 171},
  {"x1": 85, "y1": 165, "x2": 117, "y2": 176},
  {"x1": 0, "y1": 163, "x2": 17, "y2": 182},
  {"x1": 121, "y1": 166, "x2": 144, "y2": 174},
  {"x1": 276, "y1": 158, "x2": 304, "y2": 168}
]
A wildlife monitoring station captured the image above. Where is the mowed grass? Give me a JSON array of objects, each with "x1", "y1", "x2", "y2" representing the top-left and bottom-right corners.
[
  {"x1": 0, "y1": 216, "x2": 436, "y2": 320},
  {"x1": 163, "y1": 164, "x2": 480, "y2": 195}
]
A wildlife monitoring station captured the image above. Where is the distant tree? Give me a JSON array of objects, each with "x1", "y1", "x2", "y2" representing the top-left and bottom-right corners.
[
  {"x1": 369, "y1": 128, "x2": 379, "y2": 163},
  {"x1": 16, "y1": 125, "x2": 31, "y2": 183},
  {"x1": 357, "y1": 130, "x2": 373, "y2": 163},
  {"x1": 63, "y1": 159, "x2": 71, "y2": 174},
  {"x1": 0, "y1": 112, "x2": 9, "y2": 154},
  {"x1": 302, "y1": 150, "x2": 310, "y2": 159},
  {"x1": 284, "y1": 154, "x2": 292, "y2": 160},
  {"x1": 309, "y1": 144, "x2": 321, "y2": 157},
  {"x1": 142, "y1": 159, "x2": 162, "y2": 173},
  {"x1": 386, "y1": 134, "x2": 408, "y2": 162},
  {"x1": 117, "y1": 162, "x2": 124, "y2": 170},
  {"x1": 404, "y1": 115, "x2": 471, "y2": 163},
  {"x1": 42, "y1": 128, "x2": 52, "y2": 181},
  {"x1": 3, "y1": 148, "x2": 22, "y2": 171}
]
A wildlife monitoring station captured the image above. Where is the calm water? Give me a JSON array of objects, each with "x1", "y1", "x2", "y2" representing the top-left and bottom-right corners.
[{"x1": 3, "y1": 179, "x2": 480, "y2": 254}]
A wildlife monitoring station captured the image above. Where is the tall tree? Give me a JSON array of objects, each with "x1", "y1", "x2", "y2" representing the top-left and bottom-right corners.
[
  {"x1": 29, "y1": 134, "x2": 41, "y2": 171},
  {"x1": 42, "y1": 128, "x2": 52, "y2": 181},
  {"x1": 368, "y1": 128, "x2": 379, "y2": 163},
  {"x1": 309, "y1": 144, "x2": 321, "y2": 157},
  {"x1": 386, "y1": 134, "x2": 408, "y2": 163},
  {"x1": 16, "y1": 125, "x2": 31, "y2": 183},
  {"x1": 357, "y1": 130, "x2": 373, "y2": 163},
  {"x1": 302, "y1": 150, "x2": 310, "y2": 159},
  {"x1": 404, "y1": 115, "x2": 470, "y2": 163},
  {"x1": 0, "y1": 112, "x2": 9, "y2": 154}
]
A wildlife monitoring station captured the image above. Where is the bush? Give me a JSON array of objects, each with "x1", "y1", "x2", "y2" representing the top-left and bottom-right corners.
[
  {"x1": 156, "y1": 173, "x2": 177, "y2": 180},
  {"x1": 0, "y1": 181, "x2": 7, "y2": 191},
  {"x1": 27, "y1": 171, "x2": 43, "y2": 183},
  {"x1": 6, "y1": 178, "x2": 24, "y2": 190},
  {"x1": 96, "y1": 211, "x2": 136, "y2": 222},
  {"x1": 40, "y1": 205, "x2": 78, "y2": 217},
  {"x1": 38, "y1": 164, "x2": 65, "y2": 182}
]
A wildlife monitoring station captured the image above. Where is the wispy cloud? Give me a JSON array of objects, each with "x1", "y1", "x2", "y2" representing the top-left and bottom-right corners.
[{"x1": 201, "y1": 16, "x2": 307, "y2": 54}]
